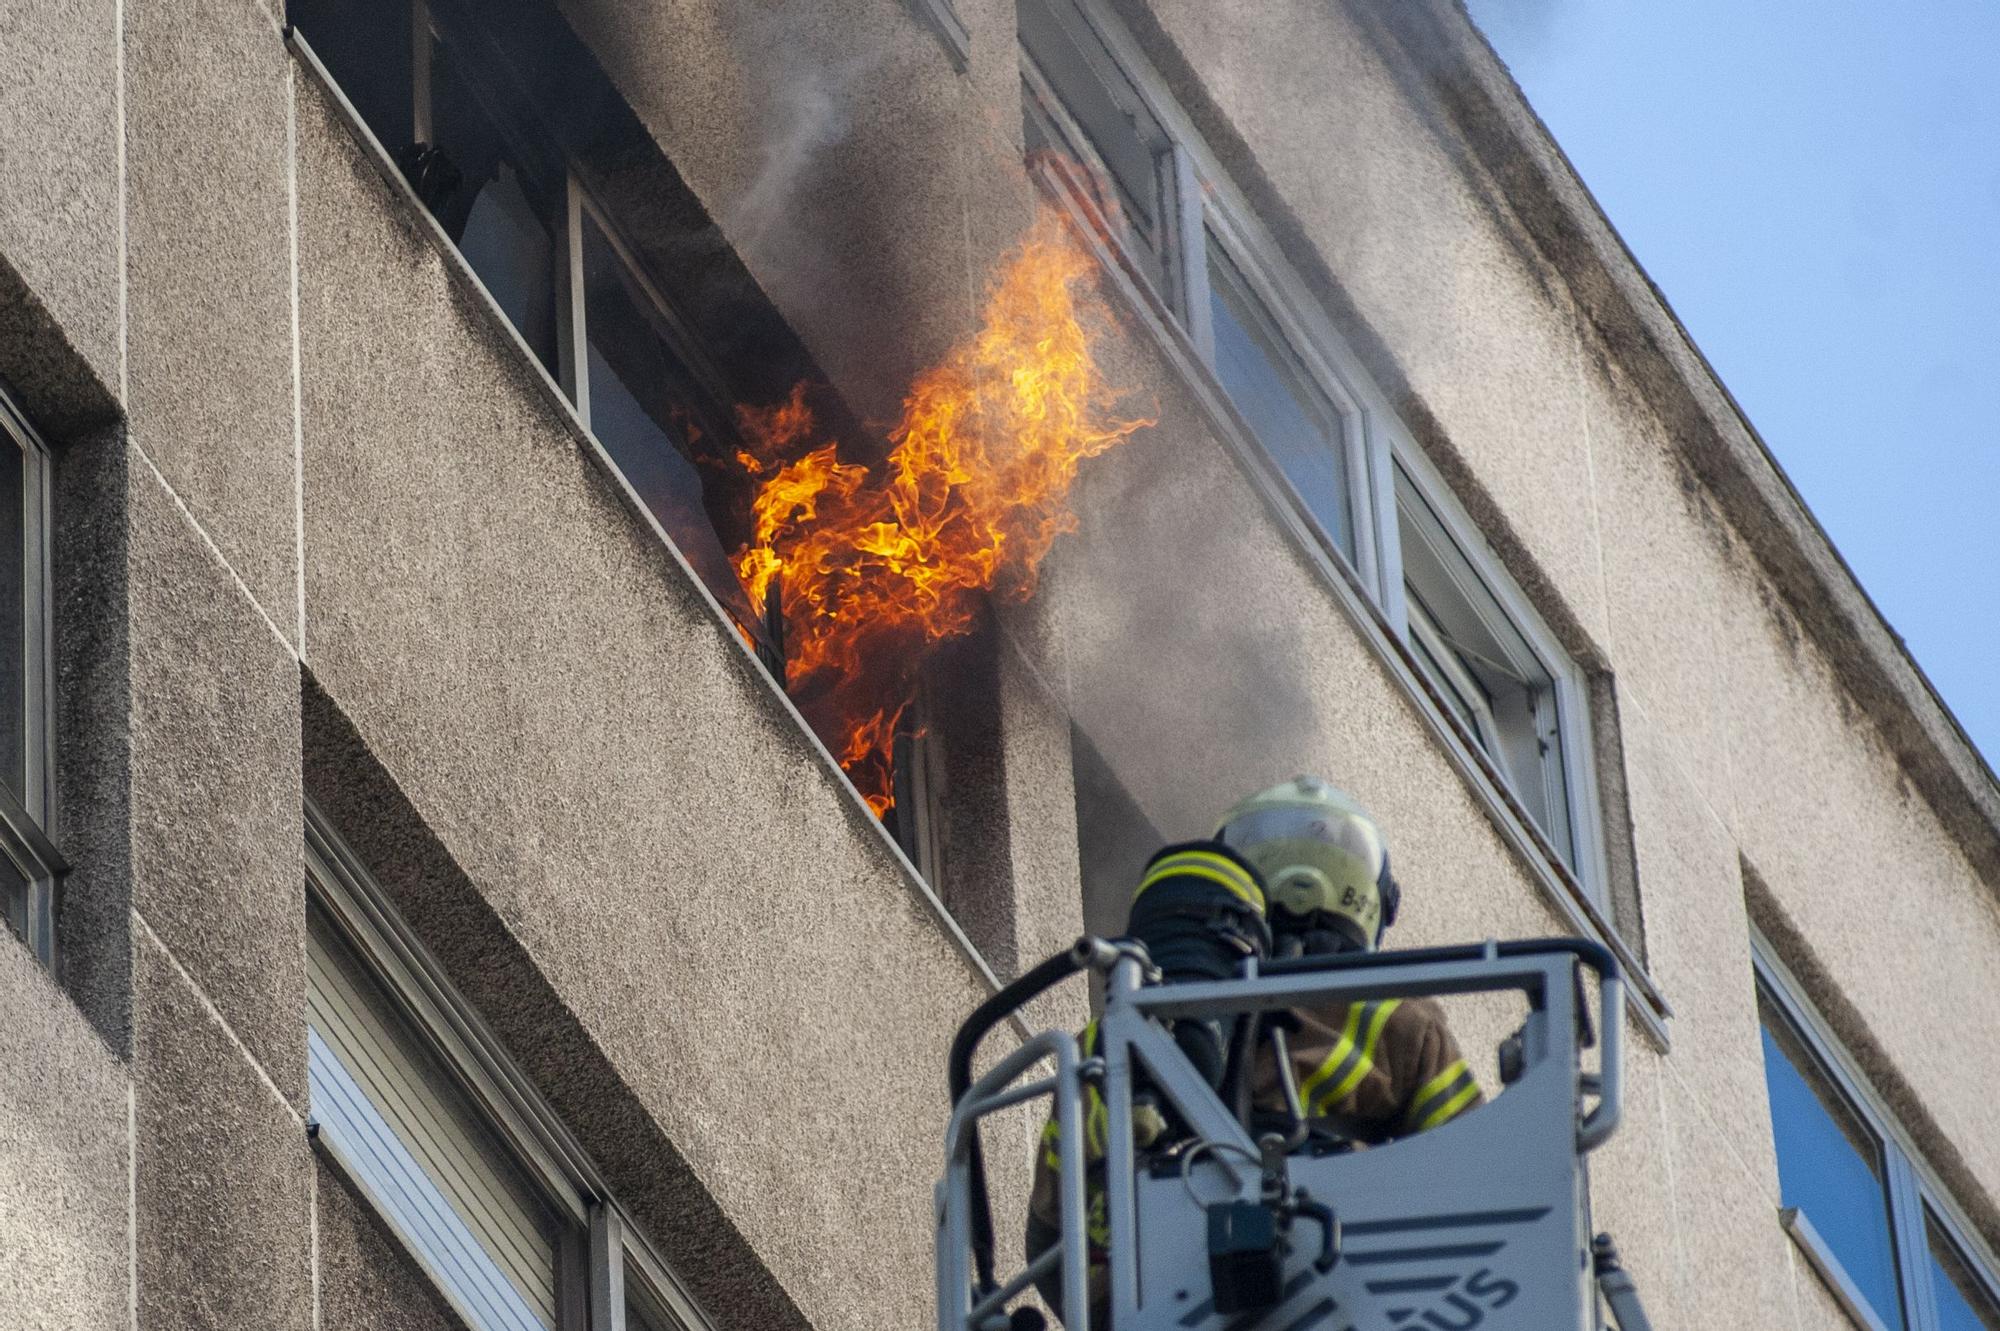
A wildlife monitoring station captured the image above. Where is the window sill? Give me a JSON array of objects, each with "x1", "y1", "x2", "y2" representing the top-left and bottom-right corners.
[
  {"x1": 1030, "y1": 157, "x2": 1675, "y2": 1049},
  {"x1": 1780, "y1": 1207, "x2": 1893, "y2": 1331}
]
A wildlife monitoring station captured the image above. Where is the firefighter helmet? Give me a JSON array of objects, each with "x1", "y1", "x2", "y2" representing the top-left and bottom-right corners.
[{"x1": 1216, "y1": 776, "x2": 1400, "y2": 951}]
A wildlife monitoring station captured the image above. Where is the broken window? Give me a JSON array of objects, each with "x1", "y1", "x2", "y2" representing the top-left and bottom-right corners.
[
  {"x1": 289, "y1": 0, "x2": 966, "y2": 868},
  {"x1": 0, "y1": 383, "x2": 57, "y2": 967},
  {"x1": 575, "y1": 203, "x2": 763, "y2": 634}
]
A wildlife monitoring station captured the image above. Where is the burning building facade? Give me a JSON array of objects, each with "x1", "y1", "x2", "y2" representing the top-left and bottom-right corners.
[{"x1": 4, "y1": 0, "x2": 2000, "y2": 1329}]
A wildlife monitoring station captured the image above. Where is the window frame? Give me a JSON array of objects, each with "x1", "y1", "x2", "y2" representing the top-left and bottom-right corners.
[
  {"x1": 1386, "y1": 449, "x2": 1609, "y2": 900},
  {"x1": 286, "y1": 20, "x2": 967, "y2": 900},
  {"x1": 306, "y1": 801, "x2": 715, "y2": 1331},
  {"x1": 1754, "y1": 936, "x2": 2000, "y2": 1331},
  {"x1": 1018, "y1": 0, "x2": 1392, "y2": 602},
  {"x1": 1017, "y1": 0, "x2": 1629, "y2": 933},
  {"x1": 0, "y1": 382, "x2": 64, "y2": 968}
]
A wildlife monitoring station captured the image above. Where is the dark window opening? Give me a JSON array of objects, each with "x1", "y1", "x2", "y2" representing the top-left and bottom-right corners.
[
  {"x1": 0, "y1": 384, "x2": 56, "y2": 966},
  {"x1": 289, "y1": 0, "x2": 952, "y2": 862}
]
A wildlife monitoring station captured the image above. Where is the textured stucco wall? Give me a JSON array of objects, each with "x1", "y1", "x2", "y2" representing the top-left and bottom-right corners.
[
  {"x1": 292, "y1": 64, "x2": 1007, "y2": 1331},
  {"x1": 0, "y1": 0, "x2": 121, "y2": 401},
  {"x1": 5, "y1": 1, "x2": 2000, "y2": 1329},
  {"x1": 0, "y1": 941, "x2": 129, "y2": 1331}
]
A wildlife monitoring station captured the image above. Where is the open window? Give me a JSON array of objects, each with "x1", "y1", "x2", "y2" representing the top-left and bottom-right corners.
[
  {"x1": 1392, "y1": 461, "x2": 1600, "y2": 892},
  {"x1": 290, "y1": 0, "x2": 959, "y2": 875},
  {"x1": 0, "y1": 383, "x2": 58, "y2": 967}
]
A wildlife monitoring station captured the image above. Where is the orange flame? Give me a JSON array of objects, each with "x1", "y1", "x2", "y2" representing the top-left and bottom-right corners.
[{"x1": 733, "y1": 205, "x2": 1149, "y2": 814}]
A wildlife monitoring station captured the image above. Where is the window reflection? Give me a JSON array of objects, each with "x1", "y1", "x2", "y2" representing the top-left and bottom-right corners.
[
  {"x1": 1929, "y1": 1216, "x2": 2000, "y2": 1331},
  {"x1": 1206, "y1": 238, "x2": 1354, "y2": 563},
  {"x1": 1758, "y1": 995, "x2": 1905, "y2": 1328}
]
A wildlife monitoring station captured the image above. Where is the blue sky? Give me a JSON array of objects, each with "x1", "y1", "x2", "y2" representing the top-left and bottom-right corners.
[{"x1": 1463, "y1": 0, "x2": 2000, "y2": 770}]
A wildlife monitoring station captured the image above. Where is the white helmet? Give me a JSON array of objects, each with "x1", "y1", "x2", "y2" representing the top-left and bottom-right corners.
[{"x1": 1215, "y1": 776, "x2": 1400, "y2": 951}]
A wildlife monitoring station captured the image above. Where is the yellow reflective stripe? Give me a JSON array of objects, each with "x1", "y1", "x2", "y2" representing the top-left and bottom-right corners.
[
  {"x1": 1417, "y1": 1080, "x2": 1481, "y2": 1133},
  {"x1": 1321, "y1": 999, "x2": 1401, "y2": 1107},
  {"x1": 1298, "y1": 1004, "x2": 1364, "y2": 1106},
  {"x1": 1046, "y1": 1022, "x2": 1103, "y2": 1173},
  {"x1": 1410, "y1": 1059, "x2": 1470, "y2": 1117},
  {"x1": 1132, "y1": 851, "x2": 1265, "y2": 911}
]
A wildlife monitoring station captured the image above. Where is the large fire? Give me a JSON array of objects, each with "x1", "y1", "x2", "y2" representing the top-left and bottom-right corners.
[{"x1": 733, "y1": 205, "x2": 1149, "y2": 815}]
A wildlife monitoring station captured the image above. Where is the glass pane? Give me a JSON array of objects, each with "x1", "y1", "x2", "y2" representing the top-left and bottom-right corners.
[
  {"x1": 0, "y1": 439, "x2": 24, "y2": 810},
  {"x1": 580, "y1": 214, "x2": 762, "y2": 631},
  {"x1": 308, "y1": 907, "x2": 563, "y2": 1331},
  {"x1": 1930, "y1": 1216, "x2": 2000, "y2": 1331},
  {"x1": 1396, "y1": 475, "x2": 1574, "y2": 867},
  {"x1": 0, "y1": 852, "x2": 28, "y2": 951},
  {"x1": 626, "y1": 1296, "x2": 666, "y2": 1331},
  {"x1": 1206, "y1": 239, "x2": 1353, "y2": 561},
  {"x1": 1758, "y1": 1002, "x2": 1905, "y2": 1328},
  {"x1": 429, "y1": 40, "x2": 560, "y2": 373}
]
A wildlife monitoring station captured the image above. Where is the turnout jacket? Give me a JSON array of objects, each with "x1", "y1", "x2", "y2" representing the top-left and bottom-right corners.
[
  {"x1": 1022, "y1": 842, "x2": 1485, "y2": 1323},
  {"x1": 1027, "y1": 993, "x2": 1484, "y2": 1244}
]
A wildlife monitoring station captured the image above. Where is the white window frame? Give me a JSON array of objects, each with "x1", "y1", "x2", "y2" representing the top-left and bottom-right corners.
[
  {"x1": 1018, "y1": 0, "x2": 1391, "y2": 601},
  {"x1": 306, "y1": 801, "x2": 715, "y2": 1331},
  {"x1": 1017, "y1": 0, "x2": 1628, "y2": 925},
  {"x1": 1385, "y1": 449, "x2": 1609, "y2": 902},
  {"x1": 0, "y1": 382, "x2": 63, "y2": 968},
  {"x1": 1754, "y1": 935, "x2": 2000, "y2": 1331}
]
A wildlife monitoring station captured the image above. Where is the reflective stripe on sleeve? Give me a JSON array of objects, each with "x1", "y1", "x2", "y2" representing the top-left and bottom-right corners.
[
  {"x1": 1303, "y1": 999, "x2": 1402, "y2": 1113},
  {"x1": 1131, "y1": 850, "x2": 1266, "y2": 911},
  {"x1": 1406, "y1": 1058, "x2": 1480, "y2": 1133}
]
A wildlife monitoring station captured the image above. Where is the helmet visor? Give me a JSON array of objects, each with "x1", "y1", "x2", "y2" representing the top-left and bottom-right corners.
[{"x1": 1217, "y1": 806, "x2": 1383, "y2": 871}]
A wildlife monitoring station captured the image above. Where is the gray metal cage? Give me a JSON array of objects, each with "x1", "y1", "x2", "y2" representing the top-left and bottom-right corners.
[{"x1": 938, "y1": 938, "x2": 1634, "y2": 1331}]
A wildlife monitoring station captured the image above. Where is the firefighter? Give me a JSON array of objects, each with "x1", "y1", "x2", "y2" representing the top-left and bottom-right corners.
[{"x1": 1026, "y1": 776, "x2": 1484, "y2": 1323}]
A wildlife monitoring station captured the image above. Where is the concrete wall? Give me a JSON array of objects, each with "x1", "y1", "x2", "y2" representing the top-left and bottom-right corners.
[{"x1": 2, "y1": 0, "x2": 1997, "y2": 1328}]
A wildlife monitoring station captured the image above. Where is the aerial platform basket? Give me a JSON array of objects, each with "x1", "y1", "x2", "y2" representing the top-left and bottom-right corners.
[{"x1": 938, "y1": 937, "x2": 1651, "y2": 1331}]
